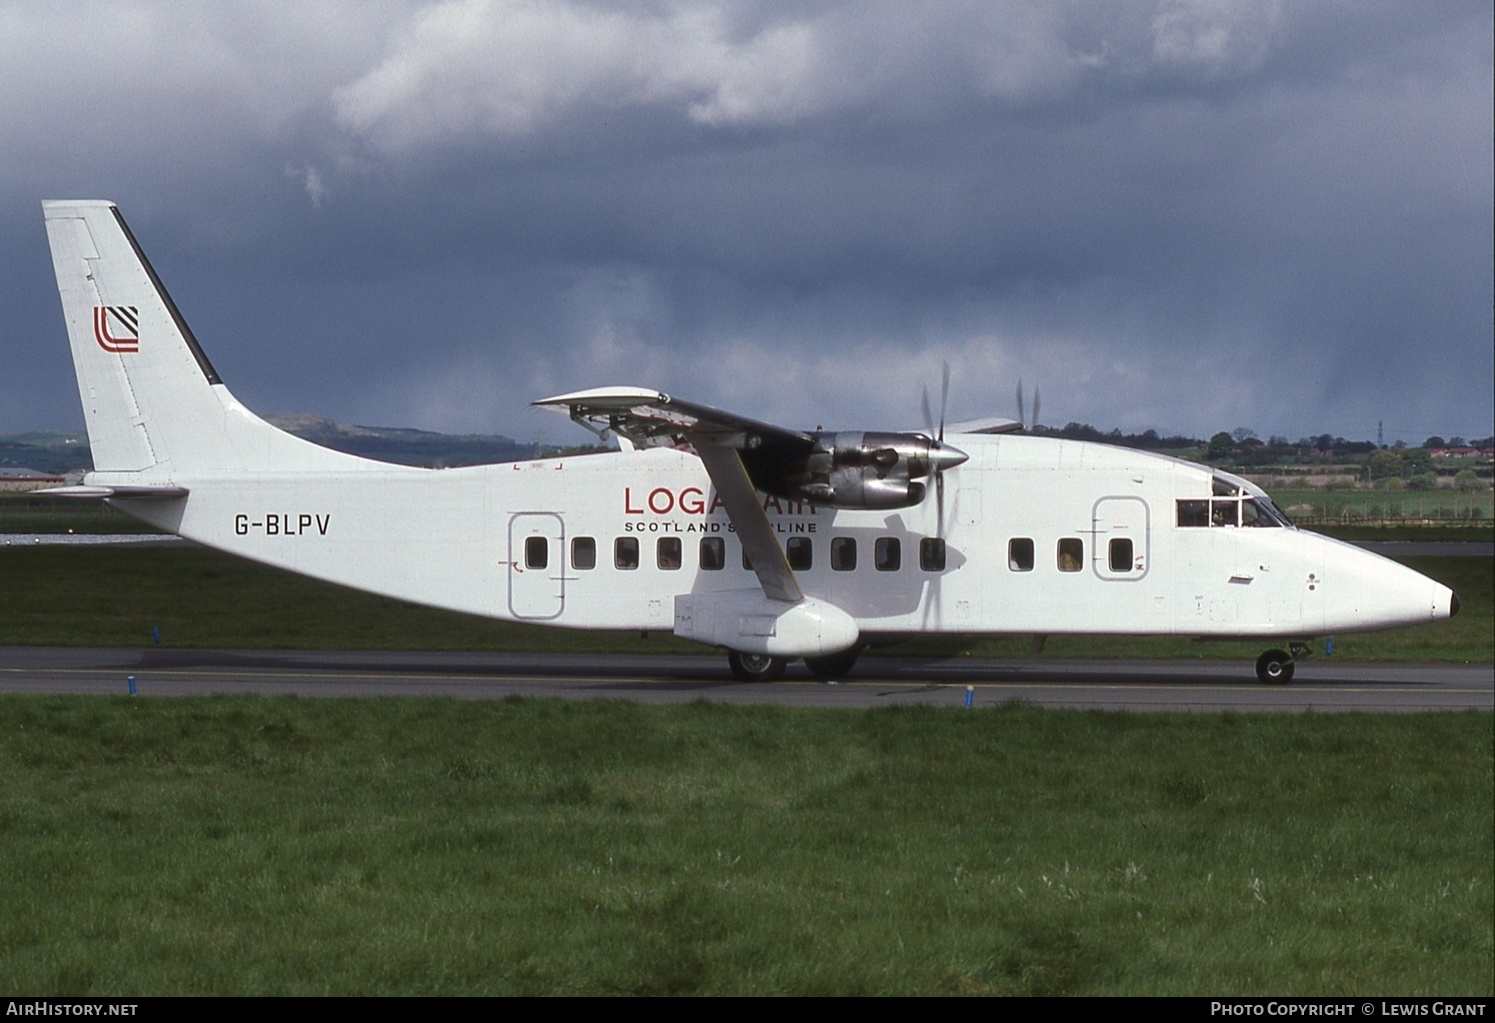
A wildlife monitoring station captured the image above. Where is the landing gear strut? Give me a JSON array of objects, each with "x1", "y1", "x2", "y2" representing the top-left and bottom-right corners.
[{"x1": 727, "y1": 650, "x2": 788, "y2": 682}]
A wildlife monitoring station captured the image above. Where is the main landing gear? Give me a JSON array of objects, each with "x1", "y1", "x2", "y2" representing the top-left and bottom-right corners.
[
  {"x1": 803, "y1": 647, "x2": 861, "y2": 681},
  {"x1": 727, "y1": 650, "x2": 789, "y2": 682},
  {"x1": 1255, "y1": 642, "x2": 1313, "y2": 685},
  {"x1": 726, "y1": 647, "x2": 863, "y2": 682}
]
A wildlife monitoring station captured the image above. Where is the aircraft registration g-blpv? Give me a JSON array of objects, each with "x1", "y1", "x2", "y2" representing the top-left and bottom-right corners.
[{"x1": 40, "y1": 200, "x2": 1459, "y2": 684}]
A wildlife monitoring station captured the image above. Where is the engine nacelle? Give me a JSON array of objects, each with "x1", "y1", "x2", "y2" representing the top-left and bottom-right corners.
[{"x1": 753, "y1": 430, "x2": 965, "y2": 510}]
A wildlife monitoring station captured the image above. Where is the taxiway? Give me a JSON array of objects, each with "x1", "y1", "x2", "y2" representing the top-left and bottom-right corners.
[{"x1": 0, "y1": 647, "x2": 1488, "y2": 712}]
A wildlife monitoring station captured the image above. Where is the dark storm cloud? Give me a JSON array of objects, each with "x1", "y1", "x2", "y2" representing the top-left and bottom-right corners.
[{"x1": 3, "y1": 0, "x2": 1490, "y2": 447}]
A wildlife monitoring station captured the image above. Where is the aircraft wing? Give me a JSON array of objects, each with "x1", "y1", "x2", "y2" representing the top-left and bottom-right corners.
[
  {"x1": 533, "y1": 387, "x2": 813, "y2": 452},
  {"x1": 946, "y1": 416, "x2": 1023, "y2": 435},
  {"x1": 535, "y1": 387, "x2": 808, "y2": 603}
]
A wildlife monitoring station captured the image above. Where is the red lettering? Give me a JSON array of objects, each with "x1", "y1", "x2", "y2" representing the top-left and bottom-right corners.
[
  {"x1": 648, "y1": 487, "x2": 674, "y2": 514},
  {"x1": 680, "y1": 486, "x2": 705, "y2": 515},
  {"x1": 624, "y1": 487, "x2": 643, "y2": 514},
  {"x1": 709, "y1": 493, "x2": 724, "y2": 514}
]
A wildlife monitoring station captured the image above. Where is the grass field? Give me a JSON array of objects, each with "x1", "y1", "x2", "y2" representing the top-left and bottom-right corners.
[
  {"x1": 0, "y1": 697, "x2": 1488, "y2": 995},
  {"x1": 0, "y1": 494, "x2": 160, "y2": 534},
  {"x1": 1270, "y1": 489, "x2": 1493, "y2": 525},
  {"x1": 2, "y1": 507, "x2": 1490, "y2": 996},
  {"x1": 0, "y1": 545, "x2": 1488, "y2": 663}
]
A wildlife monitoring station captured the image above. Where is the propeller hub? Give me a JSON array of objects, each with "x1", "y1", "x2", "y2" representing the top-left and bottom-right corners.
[{"x1": 929, "y1": 442, "x2": 969, "y2": 472}]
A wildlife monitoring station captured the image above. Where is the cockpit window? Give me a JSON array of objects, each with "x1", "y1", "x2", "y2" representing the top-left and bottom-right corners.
[
  {"x1": 1250, "y1": 496, "x2": 1293, "y2": 527},
  {"x1": 1177, "y1": 500, "x2": 1209, "y2": 527},
  {"x1": 1211, "y1": 500, "x2": 1238, "y2": 528},
  {"x1": 1180, "y1": 493, "x2": 1287, "y2": 528}
]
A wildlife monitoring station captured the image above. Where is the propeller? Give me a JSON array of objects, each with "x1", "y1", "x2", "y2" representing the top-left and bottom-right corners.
[
  {"x1": 920, "y1": 361, "x2": 967, "y2": 534},
  {"x1": 1016, "y1": 378, "x2": 1041, "y2": 432}
]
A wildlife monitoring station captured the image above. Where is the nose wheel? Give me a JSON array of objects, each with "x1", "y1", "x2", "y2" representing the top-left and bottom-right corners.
[{"x1": 1255, "y1": 650, "x2": 1294, "y2": 684}]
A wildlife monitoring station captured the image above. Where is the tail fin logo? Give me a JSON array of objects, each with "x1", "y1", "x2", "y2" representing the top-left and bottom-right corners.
[{"x1": 94, "y1": 306, "x2": 139, "y2": 353}]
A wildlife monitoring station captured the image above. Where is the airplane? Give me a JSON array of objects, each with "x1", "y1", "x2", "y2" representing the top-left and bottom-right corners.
[{"x1": 37, "y1": 200, "x2": 1460, "y2": 685}]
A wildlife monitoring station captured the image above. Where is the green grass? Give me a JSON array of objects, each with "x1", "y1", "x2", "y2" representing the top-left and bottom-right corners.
[
  {"x1": 0, "y1": 494, "x2": 162, "y2": 534},
  {"x1": 1273, "y1": 488, "x2": 1493, "y2": 525},
  {"x1": 0, "y1": 546, "x2": 1488, "y2": 663},
  {"x1": 0, "y1": 697, "x2": 1488, "y2": 995}
]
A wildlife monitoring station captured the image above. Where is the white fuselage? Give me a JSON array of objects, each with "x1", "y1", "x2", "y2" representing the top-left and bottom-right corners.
[{"x1": 113, "y1": 432, "x2": 1451, "y2": 644}]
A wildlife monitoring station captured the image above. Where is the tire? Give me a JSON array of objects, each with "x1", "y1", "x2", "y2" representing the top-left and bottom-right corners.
[
  {"x1": 1255, "y1": 649, "x2": 1295, "y2": 685},
  {"x1": 727, "y1": 650, "x2": 788, "y2": 682},
  {"x1": 803, "y1": 648, "x2": 861, "y2": 680}
]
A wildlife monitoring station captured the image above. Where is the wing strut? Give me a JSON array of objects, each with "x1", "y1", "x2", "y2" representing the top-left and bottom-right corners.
[{"x1": 692, "y1": 441, "x2": 803, "y2": 605}]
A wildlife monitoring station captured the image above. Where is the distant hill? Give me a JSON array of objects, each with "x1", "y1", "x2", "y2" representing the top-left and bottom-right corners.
[
  {"x1": 0, "y1": 418, "x2": 559, "y2": 474},
  {"x1": 261, "y1": 415, "x2": 548, "y2": 467},
  {"x1": 0, "y1": 431, "x2": 91, "y2": 475}
]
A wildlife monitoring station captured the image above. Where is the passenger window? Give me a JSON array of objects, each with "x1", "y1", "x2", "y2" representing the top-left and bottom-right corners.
[
  {"x1": 786, "y1": 536, "x2": 812, "y2": 571},
  {"x1": 657, "y1": 537, "x2": 682, "y2": 570},
  {"x1": 614, "y1": 537, "x2": 639, "y2": 570},
  {"x1": 830, "y1": 537, "x2": 857, "y2": 571},
  {"x1": 875, "y1": 537, "x2": 901, "y2": 572},
  {"x1": 1057, "y1": 538, "x2": 1083, "y2": 572},
  {"x1": 700, "y1": 537, "x2": 725, "y2": 571},
  {"x1": 1008, "y1": 538, "x2": 1034, "y2": 572},
  {"x1": 1177, "y1": 500, "x2": 1209, "y2": 527},
  {"x1": 525, "y1": 536, "x2": 548, "y2": 570},
  {"x1": 920, "y1": 537, "x2": 946, "y2": 572},
  {"x1": 1109, "y1": 537, "x2": 1134, "y2": 572},
  {"x1": 572, "y1": 536, "x2": 596, "y2": 570}
]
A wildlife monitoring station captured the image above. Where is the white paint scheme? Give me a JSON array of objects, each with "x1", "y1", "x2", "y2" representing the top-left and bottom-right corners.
[{"x1": 41, "y1": 201, "x2": 1459, "y2": 682}]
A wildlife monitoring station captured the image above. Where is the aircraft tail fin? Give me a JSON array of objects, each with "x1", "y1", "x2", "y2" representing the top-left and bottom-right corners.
[{"x1": 43, "y1": 201, "x2": 364, "y2": 477}]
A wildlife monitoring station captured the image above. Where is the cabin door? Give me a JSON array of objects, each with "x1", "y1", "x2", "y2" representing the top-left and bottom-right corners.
[
  {"x1": 1091, "y1": 497, "x2": 1150, "y2": 580},
  {"x1": 507, "y1": 513, "x2": 565, "y2": 620}
]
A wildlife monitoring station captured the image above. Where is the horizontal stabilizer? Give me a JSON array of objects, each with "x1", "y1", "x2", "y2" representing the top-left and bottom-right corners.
[{"x1": 35, "y1": 484, "x2": 190, "y2": 499}]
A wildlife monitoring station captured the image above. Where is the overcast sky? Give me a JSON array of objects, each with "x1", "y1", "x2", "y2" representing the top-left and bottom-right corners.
[{"x1": 4, "y1": 0, "x2": 1490, "y2": 447}]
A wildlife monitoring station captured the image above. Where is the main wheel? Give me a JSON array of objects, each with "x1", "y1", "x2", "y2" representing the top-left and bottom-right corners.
[
  {"x1": 1255, "y1": 649, "x2": 1295, "y2": 685},
  {"x1": 803, "y1": 648, "x2": 861, "y2": 680},
  {"x1": 727, "y1": 650, "x2": 788, "y2": 682}
]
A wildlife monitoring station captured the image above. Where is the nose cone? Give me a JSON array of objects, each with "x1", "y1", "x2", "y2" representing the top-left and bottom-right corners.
[
  {"x1": 1319, "y1": 541, "x2": 1460, "y2": 632},
  {"x1": 930, "y1": 442, "x2": 969, "y2": 472}
]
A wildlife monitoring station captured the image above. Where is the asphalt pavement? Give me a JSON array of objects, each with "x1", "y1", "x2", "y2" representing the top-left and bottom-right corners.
[{"x1": 1, "y1": 646, "x2": 1488, "y2": 712}]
